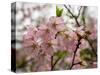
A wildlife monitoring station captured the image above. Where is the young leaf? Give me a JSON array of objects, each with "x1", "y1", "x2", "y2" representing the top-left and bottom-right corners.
[
  {"x1": 54, "y1": 50, "x2": 69, "y2": 59},
  {"x1": 80, "y1": 48, "x2": 93, "y2": 61},
  {"x1": 56, "y1": 6, "x2": 63, "y2": 17}
]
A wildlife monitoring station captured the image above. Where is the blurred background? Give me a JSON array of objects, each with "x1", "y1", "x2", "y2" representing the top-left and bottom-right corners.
[
  {"x1": 12, "y1": 2, "x2": 97, "y2": 50},
  {"x1": 11, "y1": 2, "x2": 97, "y2": 50},
  {"x1": 12, "y1": 2, "x2": 56, "y2": 50}
]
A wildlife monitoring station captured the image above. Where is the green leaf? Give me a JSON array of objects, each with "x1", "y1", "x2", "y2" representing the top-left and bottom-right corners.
[
  {"x1": 80, "y1": 48, "x2": 93, "y2": 61},
  {"x1": 56, "y1": 6, "x2": 63, "y2": 17},
  {"x1": 54, "y1": 50, "x2": 69, "y2": 58}
]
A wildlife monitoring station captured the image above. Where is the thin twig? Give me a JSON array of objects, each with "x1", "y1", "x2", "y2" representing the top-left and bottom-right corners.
[
  {"x1": 64, "y1": 5, "x2": 75, "y2": 18},
  {"x1": 85, "y1": 38, "x2": 97, "y2": 57},
  {"x1": 51, "y1": 56, "x2": 53, "y2": 70},
  {"x1": 64, "y1": 5, "x2": 82, "y2": 69},
  {"x1": 51, "y1": 55, "x2": 62, "y2": 70},
  {"x1": 77, "y1": 6, "x2": 82, "y2": 18},
  {"x1": 69, "y1": 34, "x2": 82, "y2": 69},
  {"x1": 73, "y1": 61, "x2": 82, "y2": 66},
  {"x1": 64, "y1": 5, "x2": 97, "y2": 69},
  {"x1": 64, "y1": 5, "x2": 81, "y2": 27}
]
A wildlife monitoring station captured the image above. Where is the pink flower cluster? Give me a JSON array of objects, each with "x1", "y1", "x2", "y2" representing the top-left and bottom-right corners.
[
  {"x1": 22, "y1": 16, "x2": 79, "y2": 70},
  {"x1": 23, "y1": 16, "x2": 78, "y2": 56},
  {"x1": 22, "y1": 16, "x2": 97, "y2": 71}
]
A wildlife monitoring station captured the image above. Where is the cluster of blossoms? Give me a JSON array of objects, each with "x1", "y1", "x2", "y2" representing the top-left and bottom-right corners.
[{"x1": 22, "y1": 16, "x2": 97, "y2": 71}]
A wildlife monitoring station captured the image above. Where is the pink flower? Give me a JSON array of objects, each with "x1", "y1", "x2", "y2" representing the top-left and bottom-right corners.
[
  {"x1": 89, "y1": 28, "x2": 97, "y2": 40},
  {"x1": 76, "y1": 26, "x2": 85, "y2": 37},
  {"x1": 21, "y1": 15, "x2": 97, "y2": 71},
  {"x1": 23, "y1": 25, "x2": 38, "y2": 47},
  {"x1": 79, "y1": 39, "x2": 90, "y2": 49},
  {"x1": 56, "y1": 31, "x2": 78, "y2": 52},
  {"x1": 36, "y1": 25, "x2": 55, "y2": 43},
  {"x1": 48, "y1": 16, "x2": 66, "y2": 32}
]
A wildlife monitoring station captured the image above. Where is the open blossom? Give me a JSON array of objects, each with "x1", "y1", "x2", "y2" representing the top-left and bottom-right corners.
[
  {"x1": 22, "y1": 16, "x2": 79, "y2": 56},
  {"x1": 23, "y1": 25, "x2": 38, "y2": 47},
  {"x1": 56, "y1": 31, "x2": 78, "y2": 52},
  {"x1": 48, "y1": 16, "x2": 67, "y2": 32},
  {"x1": 36, "y1": 24, "x2": 55, "y2": 43},
  {"x1": 76, "y1": 26, "x2": 85, "y2": 37},
  {"x1": 89, "y1": 26, "x2": 97, "y2": 40},
  {"x1": 21, "y1": 15, "x2": 97, "y2": 71},
  {"x1": 49, "y1": 16, "x2": 64, "y2": 25}
]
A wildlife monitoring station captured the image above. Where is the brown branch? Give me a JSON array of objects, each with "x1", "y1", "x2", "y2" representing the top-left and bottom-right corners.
[
  {"x1": 75, "y1": 17, "x2": 80, "y2": 27},
  {"x1": 73, "y1": 61, "x2": 82, "y2": 66},
  {"x1": 64, "y1": 5, "x2": 75, "y2": 18},
  {"x1": 51, "y1": 56, "x2": 53, "y2": 70},
  {"x1": 64, "y1": 5, "x2": 97, "y2": 69},
  {"x1": 77, "y1": 6, "x2": 82, "y2": 18},
  {"x1": 85, "y1": 38, "x2": 97, "y2": 57},
  {"x1": 51, "y1": 55, "x2": 62, "y2": 70},
  {"x1": 69, "y1": 34, "x2": 82, "y2": 69},
  {"x1": 64, "y1": 5, "x2": 81, "y2": 27},
  {"x1": 64, "y1": 5, "x2": 83, "y2": 69}
]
